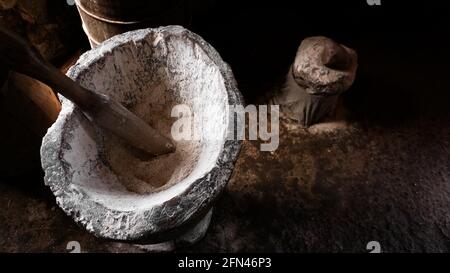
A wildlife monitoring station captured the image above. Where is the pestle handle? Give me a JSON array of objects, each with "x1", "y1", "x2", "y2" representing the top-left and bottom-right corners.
[
  {"x1": 0, "y1": 26, "x2": 99, "y2": 109},
  {"x1": 0, "y1": 27, "x2": 175, "y2": 156}
]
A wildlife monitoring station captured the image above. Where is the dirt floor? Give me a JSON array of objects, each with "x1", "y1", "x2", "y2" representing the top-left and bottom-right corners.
[{"x1": 0, "y1": 114, "x2": 449, "y2": 253}]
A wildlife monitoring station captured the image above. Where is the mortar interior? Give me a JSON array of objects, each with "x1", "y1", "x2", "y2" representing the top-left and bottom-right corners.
[{"x1": 62, "y1": 31, "x2": 229, "y2": 211}]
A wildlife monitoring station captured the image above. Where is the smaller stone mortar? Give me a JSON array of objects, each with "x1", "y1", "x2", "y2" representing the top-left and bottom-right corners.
[
  {"x1": 40, "y1": 26, "x2": 243, "y2": 244},
  {"x1": 273, "y1": 36, "x2": 358, "y2": 127}
]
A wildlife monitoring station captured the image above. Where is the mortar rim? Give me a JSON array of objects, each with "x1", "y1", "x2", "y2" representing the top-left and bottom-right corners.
[{"x1": 41, "y1": 26, "x2": 244, "y2": 241}]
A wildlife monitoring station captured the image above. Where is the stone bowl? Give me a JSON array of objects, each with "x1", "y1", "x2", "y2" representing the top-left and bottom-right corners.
[{"x1": 41, "y1": 26, "x2": 243, "y2": 243}]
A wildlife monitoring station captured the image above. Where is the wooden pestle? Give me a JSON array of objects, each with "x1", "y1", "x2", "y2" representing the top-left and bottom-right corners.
[{"x1": 0, "y1": 27, "x2": 175, "y2": 156}]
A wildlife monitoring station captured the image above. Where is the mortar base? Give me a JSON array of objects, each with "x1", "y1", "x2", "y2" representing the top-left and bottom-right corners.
[{"x1": 134, "y1": 208, "x2": 213, "y2": 252}]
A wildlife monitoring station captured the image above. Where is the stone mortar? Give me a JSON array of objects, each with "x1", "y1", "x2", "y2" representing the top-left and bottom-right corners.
[
  {"x1": 40, "y1": 26, "x2": 244, "y2": 243},
  {"x1": 274, "y1": 36, "x2": 358, "y2": 127}
]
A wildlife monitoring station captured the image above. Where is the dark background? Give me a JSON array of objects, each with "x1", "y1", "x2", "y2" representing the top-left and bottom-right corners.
[{"x1": 188, "y1": 0, "x2": 450, "y2": 120}]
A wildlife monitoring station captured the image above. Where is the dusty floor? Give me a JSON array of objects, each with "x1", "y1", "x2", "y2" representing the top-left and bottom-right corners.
[
  {"x1": 0, "y1": 114, "x2": 448, "y2": 253},
  {"x1": 188, "y1": 118, "x2": 450, "y2": 252},
  {"x1": 0, "y1": 28, "x2": 449, "y2": 252}
]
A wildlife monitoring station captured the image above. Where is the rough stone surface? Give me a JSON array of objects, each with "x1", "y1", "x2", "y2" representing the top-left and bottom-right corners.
[
  {"x1": 0, "y1": 0, "x2": 83, "y2": 61},
  {"x1": 292, "y1": 36, "x2": 357, "y2": 96},
  {"x1": 40, "y1": 26, "x2": 243, "y2": 242}
]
